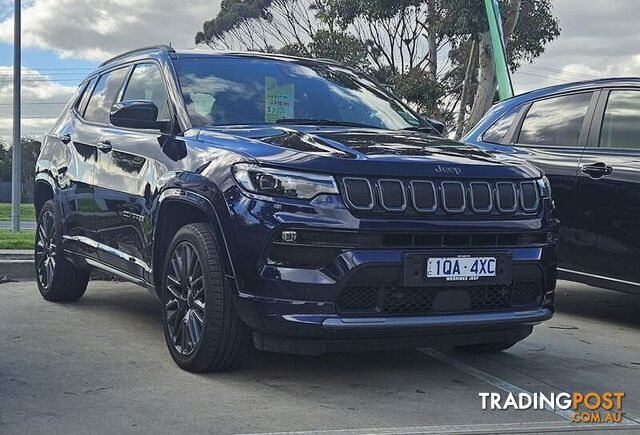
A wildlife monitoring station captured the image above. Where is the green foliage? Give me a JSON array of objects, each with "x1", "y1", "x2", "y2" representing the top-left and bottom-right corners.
[
  {"x1": 393, "y1": 68, "x2": 441, "y2": 115},
  {"x1": 0, "y1": 230, "x2": 35, "y2": 249},
  {"x1": 0, "y1": 204, "x2": 36, "y2": 222},
  {"x1": 0, "y1": 138, "x2": 10, "y2": 181},
  {"x1": 507, "y1": 0, "x2": 560, "y2": 70},
  {"x1": 196, "y1": 0, "x2": 274, "y2": 45},
  {"x1": 0, "y1": 138, "x2": 42, "y2": 202},
  {"x1": 306, "y1": 30, "x2": 369, "y2": 69},
  {"x1": 195, "y1": 0, "x2": 560, "y2": 127}
]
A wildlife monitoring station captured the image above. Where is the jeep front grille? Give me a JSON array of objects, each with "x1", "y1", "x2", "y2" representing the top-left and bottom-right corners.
[{"x1": 340, "y1": 178, "x2": 540, "y2": 217}]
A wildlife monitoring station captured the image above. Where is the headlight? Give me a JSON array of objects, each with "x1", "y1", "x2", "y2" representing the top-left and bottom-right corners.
[
  {"x1": 232, "y1": 163, "x2": 338, "y2": 199},
  {"x1": 536, "y1": 176, "x2": 552, "y2": 198}
]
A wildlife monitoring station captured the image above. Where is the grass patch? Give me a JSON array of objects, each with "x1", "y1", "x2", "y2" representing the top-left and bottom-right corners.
[
  {"x1": 0, "y1": 203, "x2": 36, "y2": 222},
  {"x1": 0, "y1": 230, "x2": 35, "y2": 249}
]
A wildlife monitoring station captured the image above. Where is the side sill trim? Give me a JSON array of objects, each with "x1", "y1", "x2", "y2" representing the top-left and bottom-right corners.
[
  {"x1": 557, "y1": 267, "x2": 640, "y2": 288},
  {"x1": 63, "y1": 235, "x2": 152, "y2": 273},
  {"x1": 84, "y1": 257, "x2": 151, "y2": 288}
]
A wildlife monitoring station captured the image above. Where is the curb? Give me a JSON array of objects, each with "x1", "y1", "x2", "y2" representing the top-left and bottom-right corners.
[
  {"x1": 1, "y1": 260, "x2": 35, "y2": 280},
  {"x1": 1, "y1": 253, "x2": 118, "y2": 283}
]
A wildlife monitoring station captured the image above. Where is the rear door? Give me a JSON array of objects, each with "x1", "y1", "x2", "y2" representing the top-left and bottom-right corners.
[
  {"x1": 573, "y1": 88, "x2": 640, "y2": 286},
  {"x1": 510, "y1": 91, "x2": 598, "y2": 269},
  {"x1": 48, "y1": 78, "x2": 99, "y2": 259}
]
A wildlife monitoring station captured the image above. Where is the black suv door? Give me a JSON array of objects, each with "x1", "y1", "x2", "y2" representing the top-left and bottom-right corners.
[
  {"x1": 510, "y1": 91, "x2": 598, "y2": 271},
  {"x1": 93, "y1": 62, "x2": 173, "y2": 280},
  {"x1": 573, "y1": 88, "x2": 640, "y2": 287},
  {"x1": 62, "y1": 69, "x2": 131, "y2": 259}
]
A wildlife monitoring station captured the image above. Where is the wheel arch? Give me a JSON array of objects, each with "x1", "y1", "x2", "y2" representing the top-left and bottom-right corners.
[
  {"x1": 34, "y1": 174, "x2": 56, "y2": 217},
  {"x1": 152, "y1": 188, "x2": 236, "y2": 296}
]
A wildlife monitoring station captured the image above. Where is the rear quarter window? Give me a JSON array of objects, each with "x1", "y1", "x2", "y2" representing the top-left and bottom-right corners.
[{"x1": 482, "y1": 106, "x2": 520, "y2": 144}]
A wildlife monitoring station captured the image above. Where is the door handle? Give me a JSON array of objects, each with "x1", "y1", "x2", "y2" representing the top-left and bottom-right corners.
[
  {"x1": 580, "y1": 162, "x2": 613, "y2": 179},
  {"x1": 96, "y1": 140, "x2": 112, "y2": 153}
]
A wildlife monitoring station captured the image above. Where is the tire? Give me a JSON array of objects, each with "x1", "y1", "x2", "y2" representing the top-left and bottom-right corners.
[
  {"x1": 161, "y1": 223, "x2": 250, "y2": 372},
  {"x1": 454, "y1": 341, "x2": 519, "y2": 353},
  {"x1": 35, "y1": 200, "x2": 90, "y2": 301}
]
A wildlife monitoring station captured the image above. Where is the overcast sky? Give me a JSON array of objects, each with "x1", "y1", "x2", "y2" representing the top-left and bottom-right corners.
[{"x1": 0, "y1": 0, "x2": 639, "y2": 140}]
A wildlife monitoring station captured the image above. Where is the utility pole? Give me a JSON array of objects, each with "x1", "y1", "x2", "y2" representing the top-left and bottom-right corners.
[
  {"x1": 11, "y1": 0, "x2": 21, "y2": 232},
  {"x1": 484, "y1": 0, "x2": 514, "y2": 100}
]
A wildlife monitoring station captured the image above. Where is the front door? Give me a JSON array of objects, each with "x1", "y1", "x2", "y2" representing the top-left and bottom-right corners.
[
  {"x1": 574, "y1": 88, "x2": 640, "y2": 286},
  {"x1": 93, "y1": 62, "x2": 172, "y2": 280},
  {"x1": 510, "y1": 91, "x2": 598, "y2": 270}
]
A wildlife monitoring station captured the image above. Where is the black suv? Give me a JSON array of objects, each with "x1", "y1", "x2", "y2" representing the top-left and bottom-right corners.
[
  {"x1": 35, "y1": 46, "x2": 558, "y2": 372},
  {"x1": 464, "y1": 78, "x2": 640, "y2": 295}
]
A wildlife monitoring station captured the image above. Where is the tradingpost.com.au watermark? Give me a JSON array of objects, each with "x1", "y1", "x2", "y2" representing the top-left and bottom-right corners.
[{"x1": 479, "y1": 392, "x2": 626, "y2": 423}]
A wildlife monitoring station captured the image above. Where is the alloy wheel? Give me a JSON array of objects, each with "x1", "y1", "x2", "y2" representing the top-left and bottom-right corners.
[
  {"x1": 165, "y1": 241, "x2": 205, "y2": 356},
  {"x1": 35, "y1": 210, "x2": 57, "y2": 290}
]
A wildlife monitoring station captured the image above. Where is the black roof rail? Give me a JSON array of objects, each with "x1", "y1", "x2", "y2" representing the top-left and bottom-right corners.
[{"x1": 100, "y1": 45, "x2": 176, "y2": 67}]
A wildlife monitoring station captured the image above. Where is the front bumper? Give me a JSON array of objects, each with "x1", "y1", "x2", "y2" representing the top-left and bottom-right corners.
[
  {"x1": 223, "y1": 190, "x2": 558, "y2": 352},
  {"x1": 249, "y1": 309, "x2": 551, "y2": 355}
]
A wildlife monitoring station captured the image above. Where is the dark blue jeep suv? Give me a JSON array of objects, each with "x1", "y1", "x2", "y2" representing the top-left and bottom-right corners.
[{"x1": 34, "y1": 46, "x2": 558, "y2": 371}]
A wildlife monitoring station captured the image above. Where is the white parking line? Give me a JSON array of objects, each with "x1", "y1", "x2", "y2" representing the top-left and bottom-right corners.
[
  {"x1": 420, "y1": 347, "x2": 640, "y2": 427},
  {"x1": 419, "y1": 347, "x2": 574, "y2": 421},
  {"x1": 237, "y1": 420, "x2": 640, "y2": 435}
]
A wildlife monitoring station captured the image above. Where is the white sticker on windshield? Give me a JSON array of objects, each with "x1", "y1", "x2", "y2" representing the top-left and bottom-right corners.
[{"x1": 265, "y1": 77, "x2": 294, "y2": 123}]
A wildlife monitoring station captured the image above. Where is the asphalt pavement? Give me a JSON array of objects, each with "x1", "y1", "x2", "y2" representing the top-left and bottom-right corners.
[{"x1": 1, "y1": 280, "x2": 639, "y2": 434}]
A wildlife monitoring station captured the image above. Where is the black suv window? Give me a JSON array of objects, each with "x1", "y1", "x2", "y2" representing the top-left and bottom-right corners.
[
  {"x1": 122, "y1": 63, "x2": 171, "y2": 122},
  {"x1": 76, "y1": 77, "x2": 96, "y2": 114},
  {"x1": 84, "y1": 67, "x2": 129, "y2": 124},
  {"x1": 600, "y1": 90, "x2": 640, "y2": 149},
  {"x1": 517, "y1": 92, "x2": 592, "y2": 147},
  {"x1": 482, "y1": 105, "x2": 520, "y2": 144}
]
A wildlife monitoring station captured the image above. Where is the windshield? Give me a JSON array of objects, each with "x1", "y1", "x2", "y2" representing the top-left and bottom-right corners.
[{"x1": 172, "y1": 56, "x2": 423, "y2": 130}]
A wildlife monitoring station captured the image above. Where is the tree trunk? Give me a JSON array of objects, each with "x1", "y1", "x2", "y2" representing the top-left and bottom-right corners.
[
  {"x1": 465, "y1": 32, "x2": 496, "y2": 131},
  {"x1": 464, "y1": 0, "x2": 521, "y2": 133},
  {"x1": 426, "y1": 0, "x2": 438, "y2": 83},
  {"x1": 454, "y1": 40, "x2": 478, "y2": 140}
]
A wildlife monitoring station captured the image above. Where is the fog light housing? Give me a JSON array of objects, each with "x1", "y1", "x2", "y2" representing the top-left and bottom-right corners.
[{"x1": 281, "y1": 231, "x2": 297, "y2": 243}]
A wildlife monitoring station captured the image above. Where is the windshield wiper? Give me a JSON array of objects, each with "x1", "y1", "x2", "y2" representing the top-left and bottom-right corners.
[{"x1": 275, "y1": 118, "x2": 381, "y2": 129}]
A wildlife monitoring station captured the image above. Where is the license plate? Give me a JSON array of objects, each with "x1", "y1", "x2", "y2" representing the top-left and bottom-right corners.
[{"x1": 426, "y1": 256, "x2": 496, "y2": 281}]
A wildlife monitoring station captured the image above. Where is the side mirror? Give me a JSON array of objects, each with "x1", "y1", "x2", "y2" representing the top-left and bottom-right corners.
[{"x1": 110, "y1": 100, "x2": 159, "y2": 130}]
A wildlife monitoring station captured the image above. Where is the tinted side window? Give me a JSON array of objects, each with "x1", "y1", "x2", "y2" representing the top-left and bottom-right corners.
[
  {"x1": 517, "y1": 93, "x2": 592, "y2": 147},
  {"x1": 482, "y1": 106, "x2": 520, "y2": 144},
  {"x1": 84, "y1": 68, "x2": 129, "y2": 124},
  {"x1": 76, "y1": 78, "x2": 96, "y2": 115},
  {"x1": 599, "y1": 90, "x2": 640, "y2": 149},
  {"x1": 122, "y1": 63, "x2": 171, "y2": 122}
]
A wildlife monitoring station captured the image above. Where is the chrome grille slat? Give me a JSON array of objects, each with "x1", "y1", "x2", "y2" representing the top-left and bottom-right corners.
[
  {"x1": 340, "y1": 178, "x2": 540, "y2": 216},
  {"x1": 519, "y1": 181, "x2": 540, "y2": 212},
  {"x1": 410, "y1": 180, "x2": 437, "y2": 212},
  {"x1": 470, "y1": 182, "x2": 493, "y2": 213},
  {"x1": 496, "y1": 182, "x2": 518, "y2": 213},
  {"x1": 378, "y1": 179, "x2": 407, "y2": 211},
  {"x1": 342, "y1": 177, "x2": 374, "y2": 210},
  {"x1": 441, "y1": 181, "x2": 466, "y2": 213}
]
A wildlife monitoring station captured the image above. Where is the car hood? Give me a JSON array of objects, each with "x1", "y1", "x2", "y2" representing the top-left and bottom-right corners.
[{"x1": 197, "y1": 126, "x2": 541, "y2": 179}]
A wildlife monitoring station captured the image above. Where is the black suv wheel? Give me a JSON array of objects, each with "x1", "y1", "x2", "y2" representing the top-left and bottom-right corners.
[
  {"x1": 161, "y1": 223, "x2": 250, "y2": 372},
  {"x1": 35, "y1": 200, "x2": 90, "y2": 301}
]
